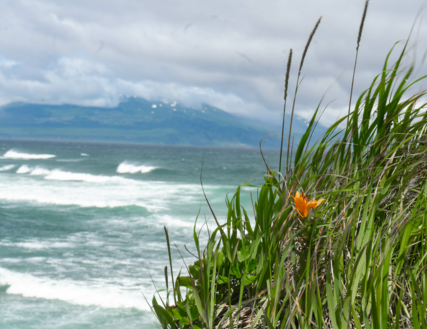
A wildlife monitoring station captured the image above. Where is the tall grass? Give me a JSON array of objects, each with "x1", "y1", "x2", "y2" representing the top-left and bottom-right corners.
[{"x1": 150, "y1": 7, "x2": 427, "y2": 329}]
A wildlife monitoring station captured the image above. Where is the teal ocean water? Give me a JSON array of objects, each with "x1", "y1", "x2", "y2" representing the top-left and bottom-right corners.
[{"x1": 0, "y1": 140, "x2": 280, "y2": 329}]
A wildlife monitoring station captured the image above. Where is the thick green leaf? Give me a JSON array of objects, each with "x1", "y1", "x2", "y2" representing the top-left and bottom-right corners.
[
  {"x1": 238, "y1": 245, "x2": 252, "y2": 262},
  {"x1": 242, "y1": 274, "x2": 257, "y2": 286},
  {"x1": 171, "y1": 307, "x2": 187, "y2": 320},
  {"x1": 230, "y1": 264, "x2": 242, "y2": 279},
  {"x1": 178, "y1": 276, "x2": 192, "y2": 288},
  {"x1": 189, "y1": 265, "x2": 200, "y2": 280},
  {"x1": 179, "y1": 317, "x2": 190, "y2": 326},
  {"x1": 218, "y1": 276, "x2": 230, "y2": 284}
]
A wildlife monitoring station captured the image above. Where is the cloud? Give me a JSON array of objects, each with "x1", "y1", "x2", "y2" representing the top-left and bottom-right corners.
[{"x1": 0, "y1": 0, "x2": 425, "y2": 127}]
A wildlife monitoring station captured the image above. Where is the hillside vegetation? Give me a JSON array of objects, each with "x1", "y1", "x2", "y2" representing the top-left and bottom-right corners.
[{"x1": 151, "y1": 3, "x2": 427, "y2": 328}]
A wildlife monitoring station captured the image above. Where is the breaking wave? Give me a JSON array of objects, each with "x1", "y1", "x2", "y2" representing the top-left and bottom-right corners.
[
  {"x1": 116, "y1": 161, "x2": 158, "y2": 174},
  {"x1": 16, "y1": 165, "x2": 51, "y2": 175},
  {"x1": 3, "y1": 150, "x2": 56, "y2": 160},
  {"x1": 45, "y1": 170, "x2": 132, "y2": 183},
  {"x1": 0, "y1": 267, "x2": 149, "y2": 310},
  {"x1": 0, "y1": 164, "x2": 15, "y2": 171}
]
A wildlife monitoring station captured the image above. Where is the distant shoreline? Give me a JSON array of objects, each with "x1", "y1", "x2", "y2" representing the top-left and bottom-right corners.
[{"x1": 0, "y1": 137, "x2": 284, "y2": 151}]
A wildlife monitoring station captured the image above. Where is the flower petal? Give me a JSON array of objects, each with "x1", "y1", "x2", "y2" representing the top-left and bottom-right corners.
[
  {"x1": 294, "y1": 199, "x2": 308, "y2": 218},
  {"x1": 302, "y1": 191, "x2": 308, "y2": 201},
  {"x1": 294, "y1": 197, "x2": 305, "y2": 209},
  {"x1": 307, "y1": 199, "x2": 325, "y2": 210}
]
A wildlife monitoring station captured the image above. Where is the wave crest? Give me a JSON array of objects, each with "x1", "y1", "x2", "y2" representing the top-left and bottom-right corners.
[
  {"x1": 45, "y1": 170, "x2": 131, "y2": 183},
  {"x1": 0, "y1": 267, "x2": 149, "y2": 310},
  {"x1": 15, "y1": 166, "x2": 134, "y2": 183},
  {"x1": 0, "y1": 164, "x2": 15, "y2": 171},
  {"x1": 4, "y1": 149, "x2": 56, "y2": 159},
  {"x1": 117, "y1": 161, "x2": 157, "y2": 174},
  {"x1": 16, "y1": 165, "x2": 51, "y2": 175},
  {"x1": 16, "y1": 165, "x2": 33, "y2": 174}
]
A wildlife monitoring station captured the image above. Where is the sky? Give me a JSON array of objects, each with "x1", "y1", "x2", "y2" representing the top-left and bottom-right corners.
[{"x1": 0, "y1": 0, "x2": 426, "y2": 127}]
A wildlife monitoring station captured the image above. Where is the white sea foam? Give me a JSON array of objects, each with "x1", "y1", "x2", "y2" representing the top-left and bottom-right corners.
[
  {"x1": 4, "y1": 149, "x2": 56, "y2": 159},
  {"x1": 29, "y1": 167, "x2": 52, "y2": 176},
  {"x1": 0, "y1": 267, "x2": 150, "y2": 310},
  {"x1": 0, "y1": 240, "x2": 74, "y2": 250},
  {"x1": 116, "y1": 161, "x2": 157, "y2": 174},
  {"x1": 151, "y1": 214, "x2": 201, "y2": 228},
  {"x1": 0, "y1": 170, "x2": 208, "y2": 211},
  {"x1": 80, "y1": 153, "x2": 89, "y2": 156},
  {"x1": 16, "y1": 165, "x2": 51, "y2": 175},
  {"x1": 15, "y1": 167, "x2": 128, "y2": 182},
  {"x1": 0, "y1": 180, "x2": 168, "y2": 211},
  {"x1": 0, "y1": 164, "x2": 15, "y2": 171},
  {"x1": 45, "y1": 170, "x2": 132, "y2": 183},
  {"x1": 1, "y1": 257, "x2": 46, "y2": 264},
  {"x1": 16, "y1": 165, "x2": 33, "y2": 174},
  {"x1": 0, "y1": 192, "x2": 158, "y2": 209}
]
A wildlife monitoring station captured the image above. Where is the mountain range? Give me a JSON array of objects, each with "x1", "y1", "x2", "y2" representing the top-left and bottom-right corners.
[{"x1": 0, "y1": 97, "x2": 324, "y2": 149}]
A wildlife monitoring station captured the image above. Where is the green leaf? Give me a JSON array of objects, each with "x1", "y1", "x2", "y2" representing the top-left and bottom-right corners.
[
  {"x1": 188, "y1": 305, "x2": 199, "y2": 321},
  {"x1": 247, "y1": 259, "x2": 258, "y2": 273},
  {"x1": 179, "y1": 317, "x2": 190, "y2": 326},
  {"x1": 178, "y1": 276, "x2": 192, "y2": 288},
  {"x1": 230, "y1": 264, "x2": 242, "y2": 278},
  {"x1": 171, "y1": 307, "x2": 187, "y2": 320},
  {"x1": 216, "y1": 250, "x2": 225, "y2": 268},
  {"x1": 218, "y1": 276, "x2": 230, "y2": 284},
  {"x1": 189, "y1": 265, "x2": 200, "y2": 280},
  {"x1": 238, "y1": 245, "x2": 251, "y2": 262},
  {"x1": 153, "y1": 305, "x2": 176, "y2": 328},
  {"x1": 294, "y1": 106, "x2": 319, "y2": 166},
  {"x1": 190, "y1": 281, "x2": 207, "y2": 324},
  {"x1": 242, "y1": 274, "x2": 257, "y2": 286},
  {"x1": 185, "y1": 291, "x2": 194, "y2": 303}
]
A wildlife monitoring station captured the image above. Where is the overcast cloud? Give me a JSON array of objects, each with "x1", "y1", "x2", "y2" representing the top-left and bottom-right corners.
[{"x1": 0, "y1": 0, "x2": 426, "y2": 127}]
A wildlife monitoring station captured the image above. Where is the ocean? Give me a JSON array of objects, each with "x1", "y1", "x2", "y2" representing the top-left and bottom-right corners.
[{"x1": 0, "y1": 139, "x2": 280, "y2": 329}]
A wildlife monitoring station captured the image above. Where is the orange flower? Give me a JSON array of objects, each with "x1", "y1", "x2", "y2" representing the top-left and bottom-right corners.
[{"x1": 291, "y1": 191, "x2": 325, "y2": 219}]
